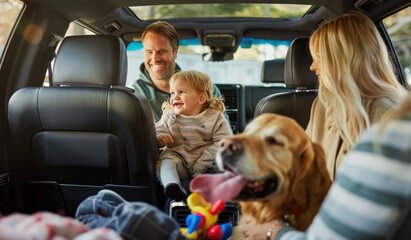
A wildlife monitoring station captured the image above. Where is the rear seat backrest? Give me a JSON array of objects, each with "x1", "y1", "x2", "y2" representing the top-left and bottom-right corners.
[
  {"x1": 253, "y1": 37, "x2": 318, "y2": 129},
  {"x1": 8, "y1": 35, "x2": 159, "y2": 216}
]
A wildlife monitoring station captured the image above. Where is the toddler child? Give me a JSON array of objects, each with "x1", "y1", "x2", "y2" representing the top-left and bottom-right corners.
[{"x1": 156, "y1": 70, "x2": 232, "y2": 201}]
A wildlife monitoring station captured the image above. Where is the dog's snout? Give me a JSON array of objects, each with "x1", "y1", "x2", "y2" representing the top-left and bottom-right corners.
[{"x1": 219, "y1": 138, "x2": 243, "y2": 155}]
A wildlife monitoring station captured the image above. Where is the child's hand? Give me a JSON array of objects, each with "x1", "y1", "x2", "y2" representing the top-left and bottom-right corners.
[{"x1": 157, "y1": 134, "x2": 173, "y2": 147}]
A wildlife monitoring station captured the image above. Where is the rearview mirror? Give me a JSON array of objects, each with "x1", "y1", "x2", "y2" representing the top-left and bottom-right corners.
[{"x1": 202, "y1": 52, "x2": 233, "y2": 62}]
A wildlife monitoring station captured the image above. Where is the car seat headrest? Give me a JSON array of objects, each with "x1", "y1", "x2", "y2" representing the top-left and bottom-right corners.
[
  {"x1": 284, "y1": 37, "x2": 318, "y2": 89},
  {"x1": 261, "y1": 59, "x2": 285, "y2": 84},
  {"x1": 53, "y1": 35, "x2": 127, "y2": 87}
]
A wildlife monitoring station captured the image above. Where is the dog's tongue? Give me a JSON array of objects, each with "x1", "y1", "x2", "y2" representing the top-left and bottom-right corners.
[{"x1": 190, "y1": 171, "x2": 248, "y2": 204}]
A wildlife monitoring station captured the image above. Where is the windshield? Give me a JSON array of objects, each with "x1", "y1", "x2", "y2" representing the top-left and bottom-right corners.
[
  {"x1": 126, "y1": 37, "x2": 290, "y2": 86},
  {"x1": 129, "y1": 3, "x2": 311, "y2": 20}
]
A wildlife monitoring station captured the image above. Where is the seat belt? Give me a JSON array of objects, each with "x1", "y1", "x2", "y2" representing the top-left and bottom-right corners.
[{"x1": 45, "y1": 33, "x2": 62, "y2": 86}]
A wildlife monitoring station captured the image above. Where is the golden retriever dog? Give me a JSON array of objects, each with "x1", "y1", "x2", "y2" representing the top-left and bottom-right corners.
[{"x1": 190, "y1": 113, "x2": 331, "y2": 236}]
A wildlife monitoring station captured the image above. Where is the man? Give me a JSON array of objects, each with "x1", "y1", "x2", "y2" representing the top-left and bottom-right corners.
[{"x1": 130, "y1": 21, "x2": 224, "y2": 122}]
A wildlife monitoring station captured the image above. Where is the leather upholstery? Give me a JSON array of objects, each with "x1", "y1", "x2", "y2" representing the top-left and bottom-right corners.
[
  {"x1": 284, "y1": 38, "x2": 318, "y2": 89},
  {"x1": 53, "y1": 35, "x2": 127, "y2": 87},
  {"x1": 261, "y1": 59, "x2": 285, "y2": 83},
  {"x1": 8, "y1": 35, "x2": 159, "y2": 216},
  {"x1": 254, "y1": 37, "x2": 318, "y2": 129}
]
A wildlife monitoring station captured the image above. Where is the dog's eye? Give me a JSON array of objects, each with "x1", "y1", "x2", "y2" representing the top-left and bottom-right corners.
[{"x1": 265, "y1": 136, "x2": 283, "y2": 146}]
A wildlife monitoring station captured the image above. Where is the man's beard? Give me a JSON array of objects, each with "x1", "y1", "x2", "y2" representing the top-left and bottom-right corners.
[{"x1": 147, "y1": 62, "x2": 175, "y2": 81}]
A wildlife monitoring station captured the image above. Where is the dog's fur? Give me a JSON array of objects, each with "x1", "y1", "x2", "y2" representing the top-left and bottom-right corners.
[{"x1": 217, "y1": 113, "x2": 331, "y2": 235}]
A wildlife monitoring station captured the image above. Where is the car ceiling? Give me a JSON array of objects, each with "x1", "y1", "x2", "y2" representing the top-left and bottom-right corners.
[{"x1": 23, "y1": 0, "x2": 411, "y2": 45}]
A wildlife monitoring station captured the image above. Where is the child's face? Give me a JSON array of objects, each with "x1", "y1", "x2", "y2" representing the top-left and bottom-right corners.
[{"x1": 169, "y1": 79, "x2": 206, "y2": 116}]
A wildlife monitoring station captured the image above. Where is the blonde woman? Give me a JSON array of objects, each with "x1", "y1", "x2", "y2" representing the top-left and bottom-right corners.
[
  {"x1": 306, "y1": 12, "x2": 408, "y2": 180},
  {"x1": 155, "y1": 70, "x2": 232, "y2": 201}
]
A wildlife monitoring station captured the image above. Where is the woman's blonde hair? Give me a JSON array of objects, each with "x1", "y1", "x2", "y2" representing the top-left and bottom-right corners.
[
  {"x1": 161, "y1": 70, "x2": 226, "y2": 113},
  {"x1": 309, "y1": 12, "x2": 408, "y2": 146}
]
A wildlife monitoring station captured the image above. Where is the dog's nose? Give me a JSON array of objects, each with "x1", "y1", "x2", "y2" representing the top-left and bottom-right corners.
[{"x1": 219, "y1": 138, "x2": 243, "y2": 155}]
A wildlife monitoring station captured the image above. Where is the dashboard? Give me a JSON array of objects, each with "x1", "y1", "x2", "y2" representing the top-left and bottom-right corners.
[{"x1": 217, "y1": 84, "x2": 292, "y2": 133}]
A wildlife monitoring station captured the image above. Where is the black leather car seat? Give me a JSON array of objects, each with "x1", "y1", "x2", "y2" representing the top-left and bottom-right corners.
[
  {"x1": 254, "y1": 37, "x2": 318, "y2": 129},
  {"x1": 261, "y1": 59, "x2": 285, "y2": 84},
  {"x1": 8, "y1": 35, "x2": 159, "y2": 216}
]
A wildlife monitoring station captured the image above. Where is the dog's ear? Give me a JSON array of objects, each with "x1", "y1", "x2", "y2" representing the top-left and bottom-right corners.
[
  {"x1": 291, "y1": 142, "x2": 330, "y2": 206},
  {"x1": 311, "y1": 142, "x2": 331, "y2": 189},
  {"x1": 290, "y1": 143, "x2": 313, "y2": 205}
]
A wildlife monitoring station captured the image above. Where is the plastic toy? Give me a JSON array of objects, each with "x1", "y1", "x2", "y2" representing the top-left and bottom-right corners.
[{"x1": 180, "y1": 192, "x2": 232, "y2": 240}]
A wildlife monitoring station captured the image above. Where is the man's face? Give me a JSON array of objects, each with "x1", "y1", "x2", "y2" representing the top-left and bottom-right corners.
[{"x1": 142, "y1": 32, "x2": 177, "y2": 82}]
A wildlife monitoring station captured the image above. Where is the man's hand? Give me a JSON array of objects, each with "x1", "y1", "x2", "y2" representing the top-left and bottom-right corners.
[{"x1": 157, "y1": 134, "x2": 173, "y2": 147}]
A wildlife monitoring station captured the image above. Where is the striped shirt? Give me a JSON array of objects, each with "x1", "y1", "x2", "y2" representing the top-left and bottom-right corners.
[
  {"x1": 277, "y1": 111, "x2": 411, "y2": 240},
  {"x1": 156, "y1": 108, "x2": 232, "y2": 177}
]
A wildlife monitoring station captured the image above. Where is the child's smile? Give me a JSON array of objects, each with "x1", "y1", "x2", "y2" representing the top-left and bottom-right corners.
[{"x1": 169, "y1": 79, "x2": 206, "y2": 116}]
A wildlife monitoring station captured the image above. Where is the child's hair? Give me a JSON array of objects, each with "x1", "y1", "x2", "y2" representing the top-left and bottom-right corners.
[{"x1": 161, "y1": 70, "x2": 226, "y2": 113}]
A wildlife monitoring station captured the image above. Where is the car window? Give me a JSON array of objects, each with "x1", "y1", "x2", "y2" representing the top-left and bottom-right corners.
[
  {"x1": 0, "y1": 0, "x2": 24, "y2": 57},
  {"x1": 64, "y1": 22, "x2": 95, "y2": 37},
  {"x1": 126, "y1": 38, "x2": 289, "y2": 87},
  {"x1": 383, "y1": 7, "x2": 411, "y2": 86}
]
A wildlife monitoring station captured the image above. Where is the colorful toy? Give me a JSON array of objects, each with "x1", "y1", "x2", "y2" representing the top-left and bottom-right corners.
[{"x1": 180, "y1": 192, "x2": 232, "y2": 240}]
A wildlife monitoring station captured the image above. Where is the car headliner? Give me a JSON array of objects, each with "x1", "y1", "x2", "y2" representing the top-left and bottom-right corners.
[{"x1": 27, "y1": 0, "x2": 410, "y2": 44}]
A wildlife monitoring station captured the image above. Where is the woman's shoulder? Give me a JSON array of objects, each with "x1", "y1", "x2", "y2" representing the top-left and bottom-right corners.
[
  {"x1": 368, "y1": 97, "x2": 397, "y2": 123},
  {"x1": 308, "y1": 97, "x2": 327, "y2": 120},
  {"x1": 372, "y1": 97, "x2": 397, "y2": 107}
]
